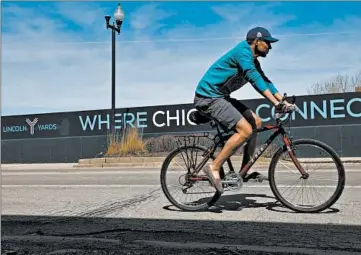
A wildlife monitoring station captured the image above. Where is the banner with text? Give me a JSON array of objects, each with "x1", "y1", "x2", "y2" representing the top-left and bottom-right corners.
[{"x1": 2, "y1": 92, "x2": 360, "y2": 140}]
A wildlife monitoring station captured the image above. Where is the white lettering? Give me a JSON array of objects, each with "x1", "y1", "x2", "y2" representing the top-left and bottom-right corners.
[
  {"x1": 137, "y1": 112, "x2": 148, "y2": 128},
  {"x1": 347, "y1": 98, "x2": 361, "y2": 118},
  {"x1": 98, "y1": 114, "x2": 110, "y2": 130},
  {"x1": 153, "y1": 111, "x2": 165, "y2": 127},
  {"x1": 167, "y1": 110, "x2": 180, "y2": 126},
  {"x1": 124, "y1": 113, "x2": 135, "y2": 128},
  {"x1": 182, "y1": 110, "x2": 186, "y2": 126},
  {"x1": 79, "y1": 115, "x2": 97, "y2": 131},
  {"x1": 38, "y1": 124, "x2": 57, "y2": 131},
  {"x1": 115, "y1": 113, "x2": 122, "y2": 129},
  {"x1": 187, "y1": 109, "x2": 197, "y2": 125},
  {"x1": 2, "y1": 126, "x2": 27, "y2": 133},
  {"x1": 310, "y1": 100, "x2": 327, "y2": 119},
  {"x1": 251, "y1": 144, "x2": 268, "y2": 163},
  {"x1": 293, "y1": 102, "x2": 307, "y2": 120},
  {"x1": 330, "y1": 99, "x2": 345, "y2": 118}
]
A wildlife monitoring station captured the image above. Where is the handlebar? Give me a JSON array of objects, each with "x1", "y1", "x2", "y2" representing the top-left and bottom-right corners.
[{"x1": 273, "y1": 93, "x2": 297, "y2": 125}]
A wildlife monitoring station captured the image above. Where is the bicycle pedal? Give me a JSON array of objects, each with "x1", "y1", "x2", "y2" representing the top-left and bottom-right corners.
[
  {"x1": 222, "y1": 173, "x2": 243, "y2": 191},
  {"x1": 253, "y1": 177, "x2": 266, "y2": 183},
  {"x1": 256, "y1": 175, "x2": 268, "y2": 182}
]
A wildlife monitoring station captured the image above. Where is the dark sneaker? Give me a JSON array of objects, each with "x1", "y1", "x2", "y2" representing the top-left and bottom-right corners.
[{"x1": 243, "y1": 172, "x2": 269, "y2": 182}]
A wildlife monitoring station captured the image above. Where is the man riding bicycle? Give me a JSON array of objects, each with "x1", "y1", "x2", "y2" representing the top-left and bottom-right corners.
[{"x1": 193, "y1": 27, "x2": 295, "y2": 193}]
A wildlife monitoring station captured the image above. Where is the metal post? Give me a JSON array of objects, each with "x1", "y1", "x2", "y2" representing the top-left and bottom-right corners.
[
  {"x1": 111, "y1": 23, "x2": 116, "y2": 138},
  {"x1": 105, "y1": 4, "x2": 123, "y2": 142}
]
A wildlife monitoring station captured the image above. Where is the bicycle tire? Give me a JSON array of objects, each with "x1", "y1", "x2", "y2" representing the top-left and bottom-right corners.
[
  {"x1": 160, "y1": 145, "x2": 222, "y2": 211},
  {"x1": 269, "y1": 138, "x2": 346, "y2": 213}
]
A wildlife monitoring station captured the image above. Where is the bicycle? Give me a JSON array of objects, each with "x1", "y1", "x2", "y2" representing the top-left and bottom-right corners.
[{"x1": 160, "y1": 94, "x2": 346, "y2": 213}]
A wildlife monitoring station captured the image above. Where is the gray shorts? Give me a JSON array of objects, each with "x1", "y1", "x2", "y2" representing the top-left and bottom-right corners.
[{"x1": 193, "y1": 94, "x2": 250, "y2": 131}]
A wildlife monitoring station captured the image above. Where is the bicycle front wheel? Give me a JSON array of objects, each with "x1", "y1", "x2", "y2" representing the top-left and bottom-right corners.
[
  {"x1": 269, "y1": 139, "x2": 345, "y2": 213},
  {"x1": 160, "y1": 145, "x2": 222, "y2": 211}
]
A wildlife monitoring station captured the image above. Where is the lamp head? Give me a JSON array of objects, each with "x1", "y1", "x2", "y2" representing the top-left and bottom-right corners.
[
  {"x1": 114, "y1": 4, "x2": 124, "y2": 22},
  {"x1": 116, "y1": 19, "x2": 123, "y2": 29},
  {"x1": 105, "y1": 15, "x2": 111, "y2": 27}
]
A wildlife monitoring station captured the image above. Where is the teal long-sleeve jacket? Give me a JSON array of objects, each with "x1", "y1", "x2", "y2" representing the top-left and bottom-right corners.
[{"x1": 195, "y1": 40, "x2": 278, "y2": 98}]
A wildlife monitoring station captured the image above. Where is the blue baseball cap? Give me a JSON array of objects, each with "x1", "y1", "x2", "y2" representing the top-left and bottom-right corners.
[{"x1": 246, "y1": 27, "x2": 279, "y2": 43}]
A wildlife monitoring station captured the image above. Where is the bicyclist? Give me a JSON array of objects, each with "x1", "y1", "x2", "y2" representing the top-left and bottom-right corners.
[{"x1": 193, "y1": 27, "x2": 295, "y2": 193}]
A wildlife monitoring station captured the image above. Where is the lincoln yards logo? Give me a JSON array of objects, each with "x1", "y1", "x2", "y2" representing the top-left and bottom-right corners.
[
  {"x1": 2, "y1": 117, "x2": 58, "y2": 136},
  {"x1": 25, "y1": 118, "x2": 39, "y2": 135}
]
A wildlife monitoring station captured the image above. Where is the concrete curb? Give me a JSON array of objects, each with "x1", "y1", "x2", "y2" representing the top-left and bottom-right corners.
[
  {"x1": 74, "y1": 156, "x2": 272, "y2": 168},
  {"x1": 73, "y1": 163, "x2": 166, "y2": 168},
  {"x1": 74, "y1": 156, "x2": 361, "y2": 168}
]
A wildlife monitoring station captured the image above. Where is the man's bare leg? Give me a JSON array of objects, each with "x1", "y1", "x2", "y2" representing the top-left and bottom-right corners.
[{"x1": 209, "y1": 112, "x2": 262, "y2": 180}]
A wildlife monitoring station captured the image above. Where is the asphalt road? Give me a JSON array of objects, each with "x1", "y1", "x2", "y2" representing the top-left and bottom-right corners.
[{"x1": 2, "y1": 166, "x2": 361, "y2": 255}]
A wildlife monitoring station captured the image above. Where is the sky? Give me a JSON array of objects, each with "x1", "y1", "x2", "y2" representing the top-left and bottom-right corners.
[{"x1": 2, "y1": 1, "x2": 361, "y2": 116}]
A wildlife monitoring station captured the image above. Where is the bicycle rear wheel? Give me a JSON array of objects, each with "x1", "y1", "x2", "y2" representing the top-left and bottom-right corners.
[
  {"x1": 160, "y1": 145, "x2": 222, "y2": 211},
  {"x1": 269, "y1": 139, "x2": 345, "y2": 213}
]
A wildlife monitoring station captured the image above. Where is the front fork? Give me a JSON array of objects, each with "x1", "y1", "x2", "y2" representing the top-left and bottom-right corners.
[{"x1": 282, "y1": 133, "x2": 309, "y2": 179}]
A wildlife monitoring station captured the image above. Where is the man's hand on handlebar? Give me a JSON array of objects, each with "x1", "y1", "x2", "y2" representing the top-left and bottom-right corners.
[
  {"x1": 275, "y1": 94, "x2": 297, "y2": 113},
  {"x1": 262, "y1": 90, "x2": 297, "y2": 114},
  {"x1": 276, "y1": 102, "x2": 296, "y2": 113},
  {"x1": 283, "y1": 100, "x2": 297, "y2": 112}
]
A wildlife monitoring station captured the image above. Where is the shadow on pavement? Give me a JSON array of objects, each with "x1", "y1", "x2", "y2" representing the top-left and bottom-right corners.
[
  {"x1": 2, "y1": 214, "x2": 360, "y2": 255},
  {"x1": 163, "y1": 193, "x2": 340, "y2": 214}
]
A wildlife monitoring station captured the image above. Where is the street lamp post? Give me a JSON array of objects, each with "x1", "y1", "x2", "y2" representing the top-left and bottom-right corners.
[{"x1": 105, "y1": 3, "x2": 124, "y2": 139}]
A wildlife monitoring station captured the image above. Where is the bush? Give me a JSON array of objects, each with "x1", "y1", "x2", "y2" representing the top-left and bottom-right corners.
[
  {"x1": 106, "y1": 127, "x2": 147, "y2": 157},
  {"x1": 143, "y1": 133, "x2": 216, "y2": 155},
  {"x1": 144, "y1": 135, "x2": 177, "y2": 154}
]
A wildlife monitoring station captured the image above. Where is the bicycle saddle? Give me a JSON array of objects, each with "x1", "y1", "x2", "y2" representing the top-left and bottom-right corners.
[
  {"x1": 189, "y1": 110, "x2": 232, "y2": 134},
  {"x1": 189, "y1": 110, "x2": 216, "y2": 126}
]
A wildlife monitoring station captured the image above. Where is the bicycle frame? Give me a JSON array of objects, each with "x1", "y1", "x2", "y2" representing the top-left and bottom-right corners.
[
  {"x1": 193, "y1": 121, "x2": 307, "y2": 181},
  {"x1": 238, "y1": 124, "x2": 307, "y2": 178}
]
